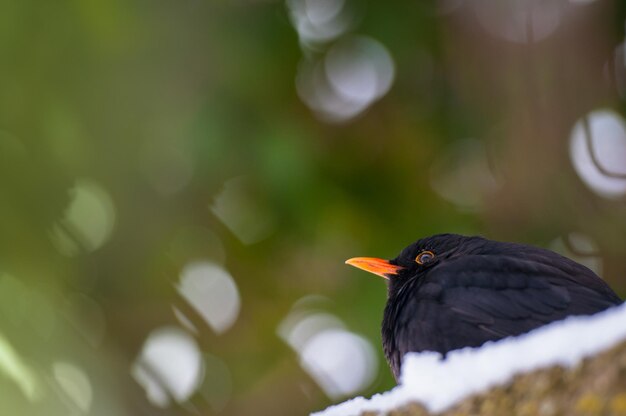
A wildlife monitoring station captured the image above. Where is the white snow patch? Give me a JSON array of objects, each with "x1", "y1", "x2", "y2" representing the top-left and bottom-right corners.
[{"x1": 313, "y1": 301, "x2": 626, "y2": 416}]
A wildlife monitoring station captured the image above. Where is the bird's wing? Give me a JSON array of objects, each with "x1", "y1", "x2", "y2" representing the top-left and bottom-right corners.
[{"x1": 393, "y1": 254, "x2": 621, "y2": 356}]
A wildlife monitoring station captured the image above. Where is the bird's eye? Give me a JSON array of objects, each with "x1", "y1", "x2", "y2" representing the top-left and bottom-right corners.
[{"x1": 415, "y1": 251, "x2": 435, "y2": 265}]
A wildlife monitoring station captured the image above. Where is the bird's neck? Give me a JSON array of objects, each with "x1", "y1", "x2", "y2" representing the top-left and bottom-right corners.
[{"x1": 382, "y1": 276, "x2": 421, "y2": 380}]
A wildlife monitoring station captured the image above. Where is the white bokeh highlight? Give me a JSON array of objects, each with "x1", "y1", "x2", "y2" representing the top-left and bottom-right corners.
[
  {"x1": 177, "y1": 261, "x2": 240, "y2": 334},
  {"x1": 281, "y1": 312, "x2": 346, "y2": 350},
  {"x1": 325, "y1": 37, "x2": 394, "y2": 106},
  {"x1": 301, "y1": 329, "x2": 377, "y2": 399},
  {"x1": 132, "y1": 327, "x2": 204, "y2": 407},
  {"x1": 279, "y1": 303, "x2": 378, "y2": 399},
  {"x1": 0, "y1": 331, "x2": 42, "y2": 401},
  {"x1": 296, "y1": 36, "x2": 395, "y2": 122},
  {"x1": 473, "y1": 0, "x2": 561, "y2": 44},
  {"x1": 287, "y1": 0, "x2": 352, "y2": 45},
  {"x1": 51, "y1": 178, "x2": 116, "y2": 255},
  {"x1": 53, "y1": 362, "x2": 93, "y2": 412},
  {"x1": 569, "y1": 109, "x2": 626, "y2": 198}
]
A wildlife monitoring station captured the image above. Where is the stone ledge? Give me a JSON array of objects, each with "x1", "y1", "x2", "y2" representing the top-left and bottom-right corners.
[{"x1": 364, "y1": 339, "x2": 626, "y2": 416}]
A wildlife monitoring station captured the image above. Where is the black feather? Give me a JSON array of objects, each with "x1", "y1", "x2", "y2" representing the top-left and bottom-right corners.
[{"x1": 380, "y1": 234, "x2": 622, "y2": 380}]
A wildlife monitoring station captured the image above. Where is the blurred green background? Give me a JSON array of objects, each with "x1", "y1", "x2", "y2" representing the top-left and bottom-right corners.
[{"x1": 2, "y1": 1, "x2": 626, "y2": 415}]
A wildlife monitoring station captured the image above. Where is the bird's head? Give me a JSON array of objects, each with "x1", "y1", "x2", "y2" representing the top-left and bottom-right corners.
[{"x1": 346, "y1": 234, "x2": 488, "y2": 284}]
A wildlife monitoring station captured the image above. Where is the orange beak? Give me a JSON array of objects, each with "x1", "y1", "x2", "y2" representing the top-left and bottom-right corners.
[{"x1": 345, "y1": 257, "x2": 403, "y2": 279}]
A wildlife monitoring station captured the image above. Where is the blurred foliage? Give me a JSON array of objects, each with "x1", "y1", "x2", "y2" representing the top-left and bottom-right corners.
[{"x1": 1, "y1": 1, "x2": 626, "y2": 415}]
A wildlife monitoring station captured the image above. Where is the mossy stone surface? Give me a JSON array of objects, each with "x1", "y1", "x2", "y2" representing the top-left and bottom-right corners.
[{"x1": 359, "y1": 339, "x2": 626, "y2": 416}]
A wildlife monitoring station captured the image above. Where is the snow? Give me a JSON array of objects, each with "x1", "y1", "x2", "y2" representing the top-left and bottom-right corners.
[{"x1": 312, "y1": 301, "x2": 626, "y2": 416}]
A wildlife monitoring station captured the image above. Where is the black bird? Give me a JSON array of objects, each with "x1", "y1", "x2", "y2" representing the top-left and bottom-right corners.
[{"x1": 346, "y1": 234, "x2": 622, "y2": 380}]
